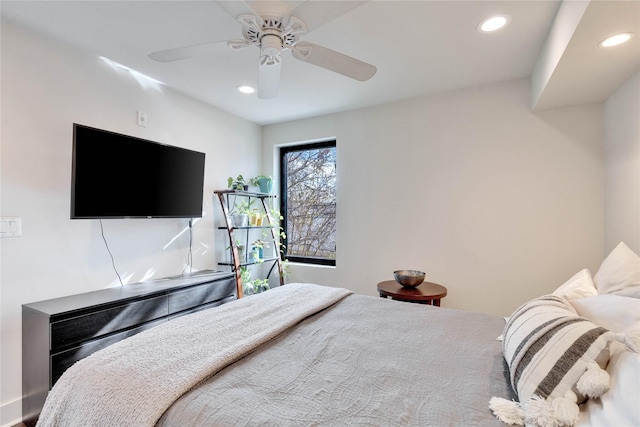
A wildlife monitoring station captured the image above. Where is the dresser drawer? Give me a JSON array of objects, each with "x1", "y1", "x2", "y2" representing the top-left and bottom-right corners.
[
  {"x1": 168, "y1": 295, "x2": 236, "y2": 320},
  {"x1": 168, "y1": 278, "x2": 235, "y2": 314},
  {"x1": 50, "y1": 318, "x2": 166, "y2": 385},
  {"x1": 50, "y1": 295, "x2": 168, "y2": 351}
]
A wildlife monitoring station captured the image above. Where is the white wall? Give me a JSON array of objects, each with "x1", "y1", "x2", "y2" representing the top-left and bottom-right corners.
[
  {"x1": 604, "y1": 72, "x2": 640, "y2": 254},
  {"x1": 264, "y1": 79, "x2": 604, "y2": 317},
  {"x1": 0, "y1": 21, "x2": 262, "y2": 426}
]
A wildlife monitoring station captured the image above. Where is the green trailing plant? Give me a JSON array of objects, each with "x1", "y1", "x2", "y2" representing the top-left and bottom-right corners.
[
  {"x1": 281, "y1": 259, "x2": 291, "y2": 279},
  {"x1": 229, "y1": 199, "x2": 254, "y2": 216},
  {"x1": 270, "y1": 208, "x2": 284, "y2": 222},
  {"x1": 239, "y1": 266, "x2": 254, "y2": 295},
  {"x1": 239, "y1": 267, "x2": 271, "y2": 295},
  {"x1": 236, "y1": 200, "x2": 254, "y2": 215},
  {"x1": 267, "y1": 208, "x2": 286, "y2": 243},
  {"x1": 252, "y1": 279, "x2": 270, "y2": 293},
  {"x1": 239, "y1": 266, "x2": 251, "y2": 282}
]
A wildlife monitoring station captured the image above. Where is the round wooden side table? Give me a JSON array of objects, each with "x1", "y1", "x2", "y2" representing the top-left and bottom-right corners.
[{"x1": 377, "y1": 280, "x2": 448, "y2": 306}]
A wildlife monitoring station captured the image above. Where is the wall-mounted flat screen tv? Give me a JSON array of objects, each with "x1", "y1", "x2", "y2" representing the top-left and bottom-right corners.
[{"x1": 71, "y1": 124, "x2": 206, "y2": 219}]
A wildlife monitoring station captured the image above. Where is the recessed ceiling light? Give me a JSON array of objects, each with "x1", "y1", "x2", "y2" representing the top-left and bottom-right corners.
[
  {"x1": 237, "y1": 85, "x2": 255, "y2": 94},
  {"x1": 599, "y1": 33, "x2": 633, "y2": 47},
  {"x1": 478, "y1": 14, "x2": 511, "y2": 33}
]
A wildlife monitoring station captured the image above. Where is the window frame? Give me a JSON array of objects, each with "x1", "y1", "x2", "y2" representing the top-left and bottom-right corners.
[{"x1": 279, "y1": 140, "x2": 337, "y2": 267}]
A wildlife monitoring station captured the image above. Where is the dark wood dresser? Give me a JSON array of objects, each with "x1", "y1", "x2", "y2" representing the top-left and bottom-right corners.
[{"x1": 22, "y1": 270, "x2": 235, "y2": 425}]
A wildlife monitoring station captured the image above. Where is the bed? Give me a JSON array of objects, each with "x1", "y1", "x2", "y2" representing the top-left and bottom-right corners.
[{"x1": 35, "y1": 243, "x2": 640, "y2": 427}]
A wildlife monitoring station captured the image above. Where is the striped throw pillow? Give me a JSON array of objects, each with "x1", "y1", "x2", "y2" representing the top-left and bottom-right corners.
[{"x1": 492, "y1": 295, "x2": 615, "y2": 427}]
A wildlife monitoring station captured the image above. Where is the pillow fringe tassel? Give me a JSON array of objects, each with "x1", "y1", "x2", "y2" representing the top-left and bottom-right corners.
[
  {"x1": 551, "y1": 390, "x2": 579, "y2": 426},
  {"x1": 489, "y1": 397, "x2": 525, "y2": 426},
  {"x1": 576, "y1": 361, "x2": 610, "y2": 398},
  {"x1": 523, "y1": 395, "x2": 556, "y2": 427}
]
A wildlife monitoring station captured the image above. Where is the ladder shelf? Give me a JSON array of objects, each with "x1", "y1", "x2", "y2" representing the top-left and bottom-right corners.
[{"x1": 214, "y1": 190, "x2": 284, "y2": 298}]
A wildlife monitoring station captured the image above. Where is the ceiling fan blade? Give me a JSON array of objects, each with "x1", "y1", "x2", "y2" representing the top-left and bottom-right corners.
[
  {"x1": 213, "y1": 1, "x2": 261, "y2": 21},
  {"x1": 215, "y1": 1, "x2": 302, "y2": 27},
  {"x1": 292, "y1": 41, "x2": 376, "y2": 81},
  {"x1": 248, "y1": 1, "x2": 297, "y2": 20},
  {"x1": 288, "y1": 1, "x2": 367, "y2": 32},
  {"x1": 258, "y1": 55, "x2": 281, "y2": 99},
  {"x1": 149, "y1": 41, "x2": 230, "y2": 62}
]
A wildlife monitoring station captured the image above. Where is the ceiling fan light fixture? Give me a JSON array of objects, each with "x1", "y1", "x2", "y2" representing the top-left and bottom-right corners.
[
  {"x1": 260, "y1": 33, "x2": 283, "y2": 57},
  {"x1": 237, "y1": 85, "x2": 255, "y2": 94},
  {"x1": 478, "y1": 14, "x2": 511, "y2": 33},
  {"x1": 599, "y1": 33, "x2": 633, "y2": 47}
]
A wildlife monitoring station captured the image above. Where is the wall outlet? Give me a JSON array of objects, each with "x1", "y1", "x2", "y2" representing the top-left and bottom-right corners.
[
  {"x1": 137, "y1": 111, "x2": 147, "y2": 127},
  {"x1": 0, "y1": 216, "x2": 21, "y2": 237}
]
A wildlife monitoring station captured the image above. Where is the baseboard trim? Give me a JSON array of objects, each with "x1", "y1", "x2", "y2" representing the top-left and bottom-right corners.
[{"x1": 1, "y1": 396, "x2": 22, "y2": 427}]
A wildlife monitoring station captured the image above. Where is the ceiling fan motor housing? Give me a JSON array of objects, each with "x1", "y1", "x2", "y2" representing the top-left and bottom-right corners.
[
  {"x1": 243, "y1": 15, "x2": 302, "y2": 59},
  {"x1": 261, "y1": 33, "x2": 283, "y2": 57}
]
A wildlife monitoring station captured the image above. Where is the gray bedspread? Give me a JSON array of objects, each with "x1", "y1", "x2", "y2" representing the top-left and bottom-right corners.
[{"x1": 158, "y1": 293, "x2": 515, "y2": 426}]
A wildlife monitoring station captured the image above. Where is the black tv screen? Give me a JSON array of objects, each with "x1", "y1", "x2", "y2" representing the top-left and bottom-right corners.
[{"x1": 71, "y1": 124, "x2": 206, "y2": 219}]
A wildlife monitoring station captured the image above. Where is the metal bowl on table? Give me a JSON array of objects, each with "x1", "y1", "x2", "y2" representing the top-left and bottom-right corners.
[{"x1": 393, "y1": 270, "x2": 426, "y2": 288}]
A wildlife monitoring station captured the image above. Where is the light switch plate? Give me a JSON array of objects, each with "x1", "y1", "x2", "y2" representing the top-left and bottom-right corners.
[
  {"x1": 137, "y1": 111, "x2": 147, "y2": 127},
  {"x1": 0, "y1": 216, "x2": 21, "y2": 237}
]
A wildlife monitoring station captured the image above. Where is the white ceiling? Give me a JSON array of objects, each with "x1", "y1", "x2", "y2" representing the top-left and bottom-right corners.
[{"x1": 2, "y1": 1, "x2": 638, "y2": 125}]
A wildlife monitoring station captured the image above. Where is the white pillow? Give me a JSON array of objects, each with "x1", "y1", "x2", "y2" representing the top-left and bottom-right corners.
[
  {"x1": 570, "y1": 294, "x2": 640, "y2": 333},
  {"x1": 553, "y1": 269, "x2": 597, "y2": 300},
  {"x1": 572, "y1": 295, "x2": 640, "y2": 426},
  {"x1": 594, "y1": 242, "x2": 640, "y2": 297},
  {"x1": 579, "y1": 341, "x2": 640, "y2": 427}
]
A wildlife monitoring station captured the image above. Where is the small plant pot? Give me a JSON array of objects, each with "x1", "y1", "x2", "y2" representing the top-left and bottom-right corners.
[
  {"x1": 231, "y1": 214, "x2": 248, "y2": 227},
  {"x1": 236, "y1": 246, "x2": 245, "y2": 262},
  {"x1": 242, "y1": 281, "x2": 255, "y2": 296},
  {"x1": 249, "y1": 212, "x2": 259, "y2": 226},
  {"x1": 257, "y1": 177, "x2": 273, "y2": 194}
]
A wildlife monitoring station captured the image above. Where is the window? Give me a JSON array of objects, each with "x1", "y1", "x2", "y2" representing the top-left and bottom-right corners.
[{"x1": 280, "y1": 141, "x2": 336, "y2": 266}]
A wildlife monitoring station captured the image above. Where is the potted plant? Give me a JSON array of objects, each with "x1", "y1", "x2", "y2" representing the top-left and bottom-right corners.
[
  {"x1": 252, "y1": 278, "x2": 270, "y2": 293},
  {"x1": 240, "y1": 267, "x2": 254, "y2": 295},
  {"x1": 227, "y1": 174, "x2": 248, "y2": 191},
  {"x1": 251, "y1": 239, "x2": 270, "y2": 260},
  {"x1": 249, "y1": 209, "x2": 262, "y2": 226},
  {"x1": 239, "y1": 268, "x2": 270, "y2": 295},
  {"x1": 229, "y1": 200, "x2": 253, "y2": 227},
  {"x1": 227, "y1": 240, "x2": 245, "y2": 262},
  {"x1": 248, "y1": 248, "x2": 259, "y2": 263},
  {"x1": 250, "y1": 175, "x2": 273, "y2": 194}
]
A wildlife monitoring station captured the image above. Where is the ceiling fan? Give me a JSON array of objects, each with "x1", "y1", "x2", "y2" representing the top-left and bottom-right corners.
[{"x1": 148, "y1": 1, "x2": 377, "y2": 99}]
